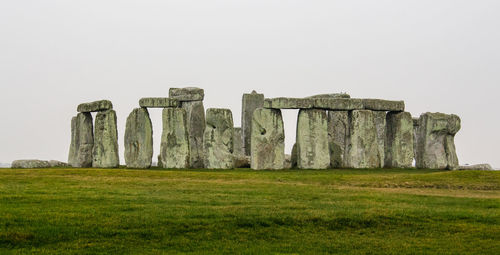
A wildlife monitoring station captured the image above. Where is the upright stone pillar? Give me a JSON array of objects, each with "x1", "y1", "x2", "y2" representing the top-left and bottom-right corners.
[
  {"x1": 250, "y1": 108, "x2": 285, "y2": 170},
  {"x1": 416, "y1": 112, "x2": 461, "y2": 170},
  {"x1": 327, "y1": 111, "x2": 349, "y2": 168},
  {"x1": 124, "y1": 108, "x2": 153, "y2": 169},
  {"x1": 412, "y1": 117, "x2": 419, "y2": 161},
  {"x1": 204, "y1": 108, "x2": 234, "y2": 169},
  {"x1": 169, "y1": 87, "x2": 205, "y2": 168},
  {"x1": 373, "y1": 111, "x2": 387, "y2": 167},
  {"x1": 233, "y1": 127, "x2": 244, "y2": 157},
  {"x1": 385, "y1": 112, "x2": 414, "y2": 168},
  {"x1": 345, "y1": 110, "x2": 381, "y2": 168},
  {"x1": 296, "y1": 109, "x2": 330, "y2": 169},
  {"x1": 160, "y1": 108, "x2": 190, "y2": 169},
  {"x1": 242, "y1": 91, "x2": 264, "y2": 156},
  {"x1": 68, "y1": 112, "x2": 94, "y2": 167},
  {"x1": 92, "y1": 110, "x2": 119, "y2": 168}
]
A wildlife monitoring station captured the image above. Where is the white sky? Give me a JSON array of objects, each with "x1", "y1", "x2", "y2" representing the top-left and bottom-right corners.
[{"x1": 0, "y1": 0, "x2": 499, "y2": 167}]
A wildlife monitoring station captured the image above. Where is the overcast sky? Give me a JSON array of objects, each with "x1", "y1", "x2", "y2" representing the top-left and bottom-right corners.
[{"x1": 1, "y1": 0, "x2": 499, "y2": 167}]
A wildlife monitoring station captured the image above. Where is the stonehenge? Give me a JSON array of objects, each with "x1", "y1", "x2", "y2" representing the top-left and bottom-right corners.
[{"x1": 63, "y1": 90, "x2": 466, "y2": 171}]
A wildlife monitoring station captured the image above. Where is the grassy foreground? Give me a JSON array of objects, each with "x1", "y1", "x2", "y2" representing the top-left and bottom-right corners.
[{"x1": 0, "y1": 168, "x2": 499, "y2": 254}]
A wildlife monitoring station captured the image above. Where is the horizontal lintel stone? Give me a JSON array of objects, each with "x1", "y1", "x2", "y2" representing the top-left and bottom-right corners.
[
  {"x1": 77, "y1": 100, "x2": 113, "y2": 112},
  {"x1": 263, "y1": 98, "x2": 363, "y2": 110},
  {"x1": 139, "y1": 98, "x2": 179, "y2": 108},
  {"x1": 169, "y1": 87, "x2": 204, "y2": 101},
  {"x1": 362, "y1": 99, "x2": 405, "y2": 111}
]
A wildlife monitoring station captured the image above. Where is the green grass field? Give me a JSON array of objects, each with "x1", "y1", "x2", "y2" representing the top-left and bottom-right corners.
[{"x1": 0, "y1": 168, "x2": 499, "y2": 254}]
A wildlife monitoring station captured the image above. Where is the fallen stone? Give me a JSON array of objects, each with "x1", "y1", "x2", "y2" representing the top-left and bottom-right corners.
[
  {"x1": 160, "y1": 108, "x2": 190, "y2": 169},
  {"x1": 459, "y1": 164, "x2": 493, "y2": 171},
  {"x1": 11, "y1": 160, "x2": 51, "y2": 168},
  {"x1": 264, "y1": 98, "x2": 363, "y2": 110},
  {"x1": 345, "y1": 110, "x2": 381, "y2": 168},
  {"x1": 77, "y1": 100, "x2": 113, "y2": 112},
  {"x1": 139, "y1": 98, "x2": 179, "y2": 108},
  {"x1": 124, "y1": 108, "x2": 153, "y2": 169},
  {"x1": 416, "y1": 112, "x2": 461, "y2": 170},
  {"x1": 250, "y1": 108, "x2": 285, "y2": 170},
  {"x1": 327, "y1": 111, "x2": 349, "y2": 168},
  {"x1": 296, "y1": 109, "x2": 330, "y2": 169},
  {"x1": 362, "y1": 99, "x2": 405, "y2": 111},
  {"x1": 233, "y1": 127, "x2": 245, "y2": 157},
  {"x1": 234, "y1": 155, "x2": 250, "y2": 168},
  {"x1": 68, "y1": 112, "x2": 94, "y2": 167},
  {"x1": 385, "y1": 112, "x2": 414, "y2": 168},
  {"x1": 181, "y1": 100, "x2": 206, "y2": 168},
  {"x1": 204, "y1": 108, "x2": 234, "y2": 169},
  {"x1": 242, "y1": 91, "x2": 264, "y2": 156},
  {"x1": 93, "y1": 110, "x2": 120, "y2": 168},
  {"x1": 169, "y1": 87, "x2": 204, "y2": 101},
  {"x1": 307, "y1": 93, "x2": 351, "y2": 99},
  {"x1": 49, "y1": 160, "x2": 68, "y2": 167}
]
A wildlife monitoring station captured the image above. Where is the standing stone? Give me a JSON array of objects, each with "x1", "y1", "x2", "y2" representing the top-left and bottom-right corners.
[
  {"x1": 327, "y1": 111, "x2": 349, "y2": 168},
  {"x1": 416, "y1": 112, "x2": 461, "y2": 170},
  {"x1": 124, "y1": 108, "x2": 153, "y2": 169},
  {"x1": 296, "y1": 109, "x2": 330, "y2": 169},
  {"x1": 157, "y1": 154, "x2": 163, "y2": 168},
  {"x1": 181, "y1": 101, "x2": 206, "y2": 168},
  {"x1": 345, "y1": 110, "x2": 381, "y2": 168},
  {"x1": 93, "y1": 110, "x2": 119, "y2": 168},
  {"x1": 242, "y1": 91, "x2": 264, "y2": 156},
  {"x1": 373, "y1": 111, "x2": 387, "y2": 167},
  {"x1": 233, "y1": 127, "x2": 244, "y2": 157},
  {"x1": 68, "y1": 112, "x2": 94, "y2": 167},
  {"x1": 204, "y1": 108, "x2": 234, "y2": 169},
  {"x1": 385, "y1": 112, "x2": 414, "y2": 168},
  {"x1": 160, "y1": 108, "x2": 190, "y2": 169},
  {"x1": 250, "y1": 108, "x2": 285, "y2": 170},
  {"x1": 291, "y1": 143, "x2": 298, "y2": 168},
  {"x1": 413, "y1": 117, "x2": 419, "y2": 161}
]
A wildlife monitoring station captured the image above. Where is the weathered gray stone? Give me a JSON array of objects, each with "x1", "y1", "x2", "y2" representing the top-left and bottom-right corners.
[
  {"x1": 233, "y1": 127, "x2": 244, "y2": 157},
  {"x1": 77, "y1": 100, "x2": 113, "y2": 113},
  {"x1": 160, "y1": 108, "x2": 190, "y2": 169},
  {"x1": 373, "y1": 111, "x2": 386, "y2": 167},
  {"x1": 284, "y1": 154, "x2": 292, "y2": 169},
  {"x1": 181, "y1": 100, "x2": 206, "y2": 168},
  {"x1": 68, "y1": 112, "x2": 94, "y2": 167},
  {"x1": 362, "y1": 99, "x2": 405, "y2": 111},
  {"x1": 264, "y1": 98, "x2": 363, "y2": 110},
  {"x1": 204, "y1": 108, "x2": 234, "y2": 169},
  {"x1": 12, "y1": 160, "x2": 51, "y2": 168},
  {"x1": 345, "y1": 110, "x2": 381, "y2": 168},
  {"x1": 242, "y1": 91, "x2": 264, "y2": 156},
  {"x1": 307, "y1": 93, "x2": 351, "y2": 99},
  {"x1": 296, "y1": 109, "x2": 330, "y2": 169},
  {"x1": 459, "y1": 164, "x2": 493, "y2": 171},
  {"x1": 169, "y1": 87, "x2": 204, "y2": 101},
  {"x1": 92, "y1": 110, "x2": 119, "y2": 168},
  {"x1": 49, "y1": 160, "x2": 68, "y2": 167},
  {"x1": 327, "y1": 111, "x2": 349, "y2": 168},
  {"x1": 413, "y1": 117, "x2": 419, "y2": 160},
  {"x1": 291, "y1": 143, "x2": 298, "y2": 168},
  {"x1": 385, "y1": 112, "x2": 414, "y2": 168},
  {"x1": 124, "y1": 108, "x2": 153, "y2": 169},
  {"x1": 416, "y1": 112, "x2": 461, "y2": 170},
  {"x1": 234, "y1": 155, "x2": 250, "y2": 168},
  {"x1": 139, "y1": 98, "x2": 179, "y2": 108},
  {"x1": 250, "y1": 108, "x2": 285, "y2": 170},
  {"x1": 157, "y1": 154, "x2": 163, "y2": 168}
]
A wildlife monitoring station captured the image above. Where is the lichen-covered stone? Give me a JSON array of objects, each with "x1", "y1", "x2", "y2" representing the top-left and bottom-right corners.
[
  {"x1": 68, "y1": 112, "x2": 94, "y2": 167},
  {"x1": 416, "y1": 112, "x2": 461, "y2": 170},
  {"x1": 169, "y1": 87, "x2": 204, "y2": 101},
  {"x1": 307, "y1": 93, "x2": 351, "y2": 99},
  {"x1": 234, "y1": 155, "x2": 250, "y2": 168},
  {"x1": 157, "y1": 154, "x2": 163, "y2": 168},
  {"x1": 413, "y1": 117, "x2": 419, "y2": 160},
  {"x1": 385, "y1": 112, "x2": 414, "y2": 168},
  {"x1": 264, "y1": 98, "x2": 363, "y2": 110},
  {"x1": 233, "y1": 127, "x2": 244, "y2": 157},
  {"x1": 139, "y1": 98, "x2": 179, "y2": 108},
  {"x1": 345, "y1": 110, "x2": 381, "y2": 168},
  {"x1": 296, "y1": 109, "x2": 330, "y2": 169},
  {"x1": 362, "y1": 99, "x2": 405, "y2": 111},
  {"x1": 204, "y1": 108, "x2": 234, "y2": 169},
  {"x1": 124, "y1": 108, "x2": 153, "y2": 169},
  {"x1": 459, "y1": 164, "x2": 493, "y2": 171},
  {"x1": 181, "y1": 100, "x2": 206, "y2": 168},
  {"x1": 160, "y1": 108, "x2": 190, "y2": 169},
  {"x1": 327, "y1": 111, "x2": 349, "y2": 168},
  {"x1": 92, "y1": 110, "x2": 119, "y2": 168},
  {"x1": 250, "y1": 108, "x2": 285, "y2": 170},
  {"x1": 373, "y1": 111, "x2": 387, "y2": 167},
  {"x1": 77, "y1": 100, "x2": 113, "y2": 112},
  {"x1": 242, "y1": 91, "x2": 264, "y2": 156},
  {"x1": 49, "y1": 160, "x2": 68, "y2": 167},
  {"x1": 291, "y1": 143, "x2": 298, "y2": 168},
  {"x1": 12, "y1": 160, "x2": 51, "y2": 168}
]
